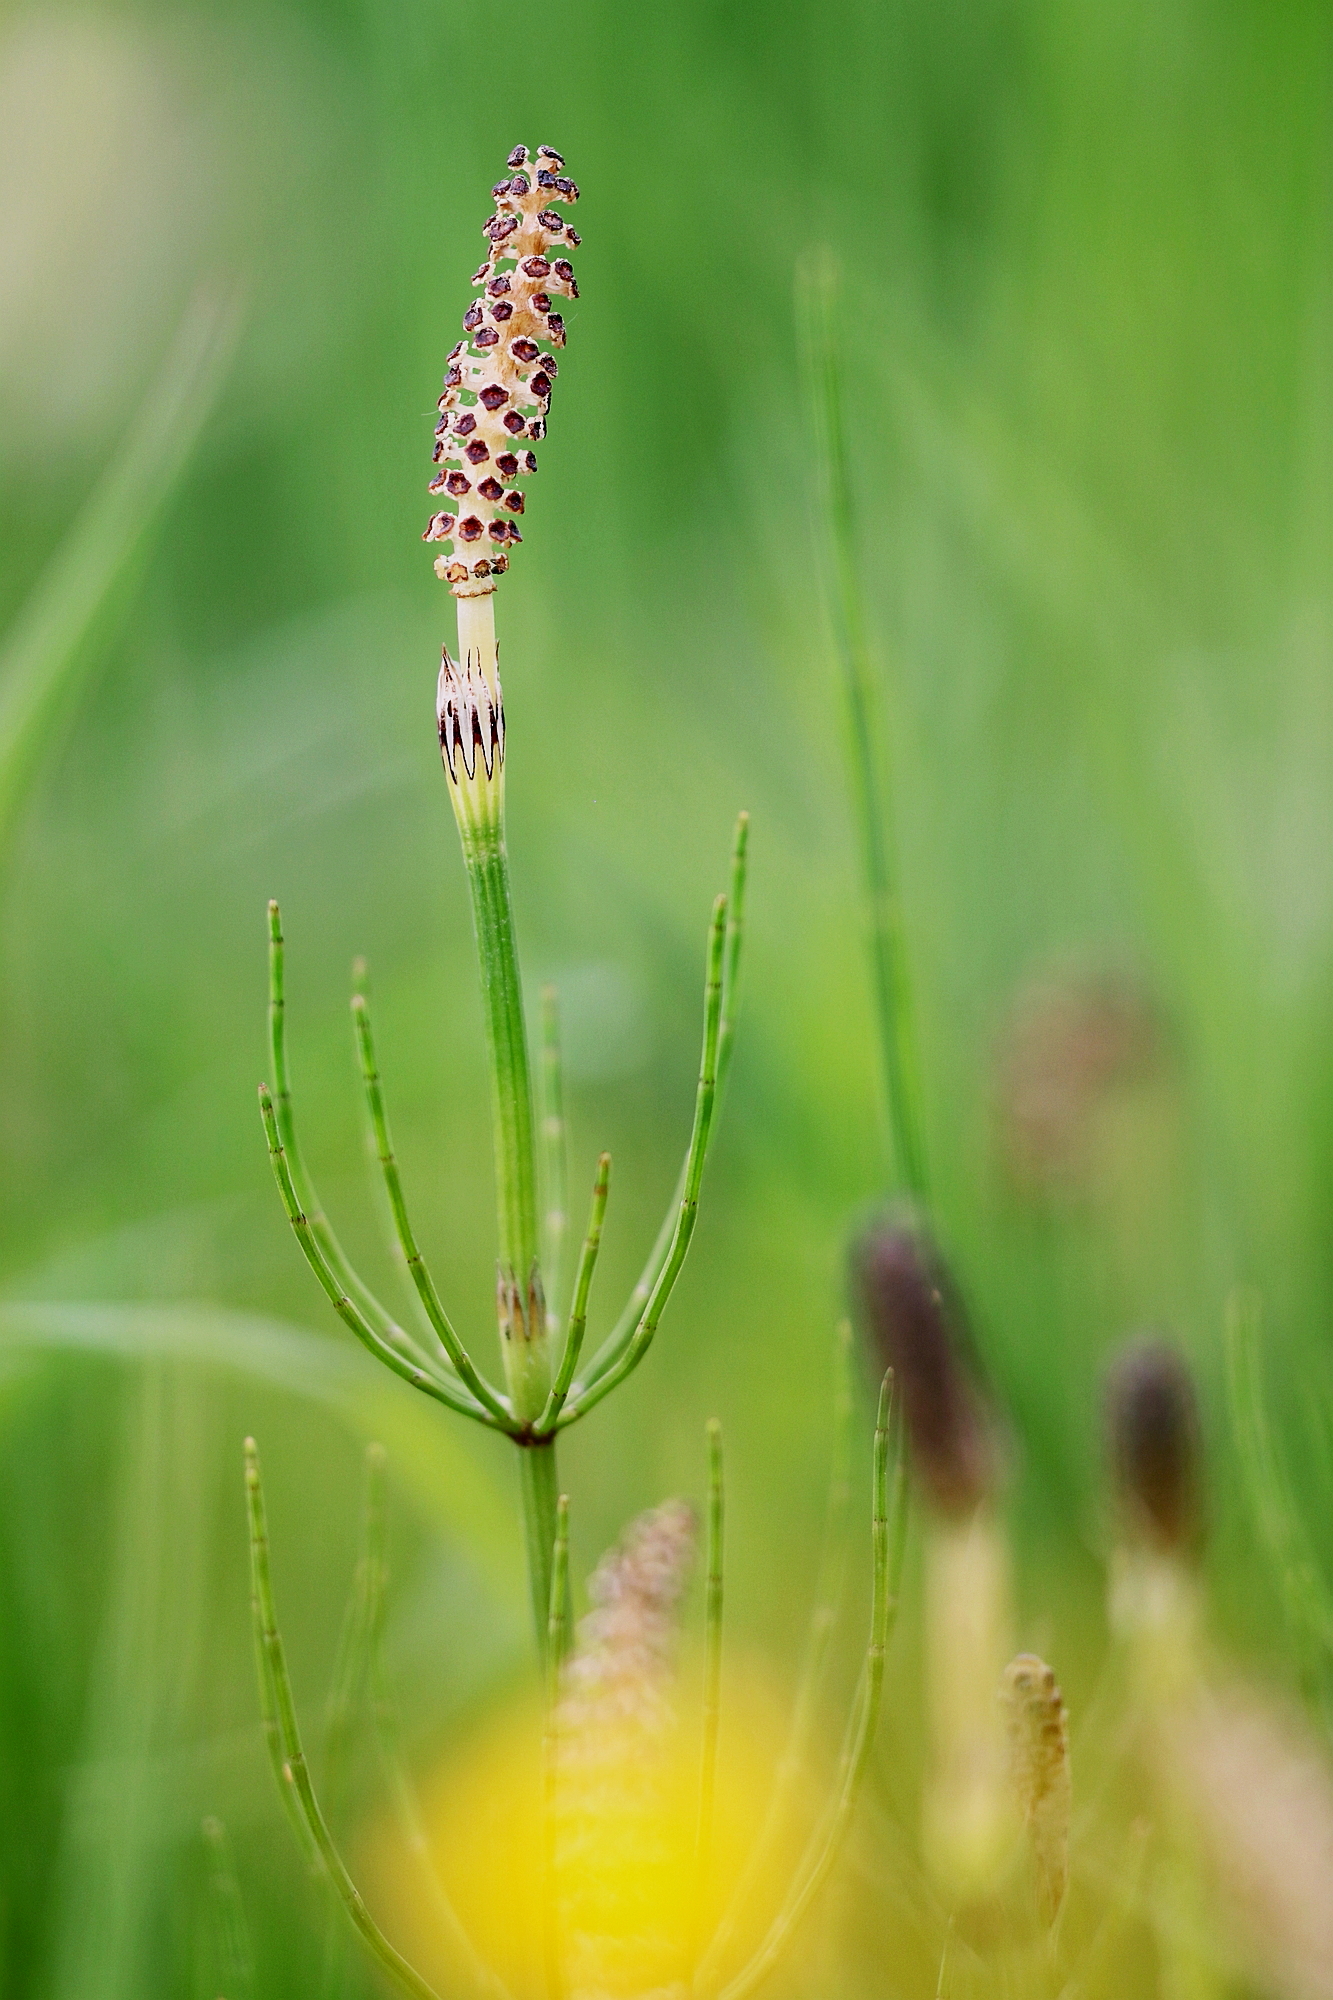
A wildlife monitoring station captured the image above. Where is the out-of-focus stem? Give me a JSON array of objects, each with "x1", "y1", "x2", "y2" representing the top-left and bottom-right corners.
[
  {"x1": 921, "y1": 1509, "x2": 1014, "y2": 1903},
  {"x1": 691, "y1": 1420, "x2": 725, "y2": 1967},
  {"x1": 798, "y1": 250, "x2": 928, "y2": 1203}
]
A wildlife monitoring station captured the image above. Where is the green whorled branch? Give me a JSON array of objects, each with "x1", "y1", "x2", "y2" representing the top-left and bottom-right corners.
[
  {"x1": 581, "y1": 812, "x2": 749, "y2": 1390},
  {"x1": 265, "y1": 905, "x2": 466, "y2": 1395},
  {"x1": 258, "y1": 1084, "x2": 500, "y2": 1427},
  {"x1": 705, "y1": 1372, "x2": 907, "y2": 2000},
  {"x1": 350, "y1": 978, "x2": 514, "y2": 1427},
  {"x1": 536, "y1": 1152, "x2": 611, "y2": 1435},
  {"x1": 245, "y1": 1439, "x2": 443, "y2": 2000},
  {"x1": 558, "y1": 890, "x2": 729, "y2": 1425},
  {"x1": 265, "y1": 782, "x2": 741, "y2": 1662}
]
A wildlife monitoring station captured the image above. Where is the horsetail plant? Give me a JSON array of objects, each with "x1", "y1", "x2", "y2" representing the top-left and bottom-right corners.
[{"x1": 256, "y1": 145, "x2": 748, "y2": 1656}]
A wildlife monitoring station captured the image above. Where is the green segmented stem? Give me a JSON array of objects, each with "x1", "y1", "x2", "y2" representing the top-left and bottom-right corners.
[
  {"x1": 267, "y1": 904, "x2": 433, "y2": 1374},
  {"x1": 540, "y1": 986, "x2": 569, "y2": 1323},
  {"x1": 461, "y1": 830, "x2": 542, "y2": 1332},
  {"x1": 586, "y1": 814, "x2": 748, "y2": 1382},
  {"x1": 543, "y1": 1495, "x2": 570, "y2": 2000},
  {"x1": 350, "y1": 982, "x2": 515, "y2": 1428},
  {"x1": 536, "y1": 1153, "x2": 610, "y2": 1436},
  {"x1": 798, "y1": 253, "x2": 928, "y2": 1203},
  {"x1": 562, "y1": 894, "x2": 727, "y2": 1422},
  {"x1": 694, "y1": 1323, "x2": 854, "y2": 1994},
  {"x1": 521, "y1": 1442, "x2": 562, "y2": 1664},
  {"x1": 691, "y1": 1419, "x2": 725, "y2": 1970},
  {"x1": 244, "y1": 1439, "x2": 442, "y2": 2000},
  {"x1": 715, "y1": 1373, "x2": 906, "y2": 2000},
  {"x1": 258, "y1": 1085, "x2": 500, "y2": 1427},
  {"x1": 449, "y1": 596, "x2": 558, "y2": 1639},
  {"x1": 201, "y1": 1817, "x2": 255, "y2": 2000}
]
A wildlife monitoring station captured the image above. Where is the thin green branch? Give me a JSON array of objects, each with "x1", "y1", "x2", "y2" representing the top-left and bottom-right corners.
[
  {"x1": 585, "y1": 814, "x2": 749, "y2": 1377},
  {"x1": 266, "y1": 905, "x2": 439, "y2": 1378},
  {"x1": 540, "y1": 986, "x2": 569, "y2": 1322},
  {"x1": 258, "y1": 1085, "x2": 502, "y2": 1427},
  {"x1": 244, "y1": 1439, "x2": 442, "y2": 2000},
  {"x1": 691, "y1": 1419, "x2": 726, "y2": 1971},
  {"x1": 715, "y1": 1372, "x2": 906, "y2": 2000},
  {"x1": 535, "y1": 1153, "x2": 611, "y2": 1436},
  {"x1": 717, "y1": 811, "x2": 750, "y2": 1096},
  {"x1": 248, "y1": 1435, "x2": 322, "y2": 1875},
  {"x1": 558, "y1": 895, "x2": 727, "y2": 1423},
  {"x1": 694, "y1": 1324, "x2": 854, "y2": 1993},
  {"x1": 797, "y1": 250, "x2": 928, "y2": 1203},
  {"x1": 543, "y1": 1495, "x2": 571, "y2": 2000},
  {"x1": 350, "y1": 981, "x2": 514, "y2": 1428},
  {"x1": 201, "y1": 1817, "x2": 255, "y2": 2000}
]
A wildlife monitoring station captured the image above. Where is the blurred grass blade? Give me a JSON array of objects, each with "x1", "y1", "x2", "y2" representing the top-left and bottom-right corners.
[
  {"x1": 0, "y1": 1298, "x2": 519, "y2": 1581},
  {"x1": 0, "y1": 285, "x2": 242, "y2": 851},
  {"x1": 1224, "y1": 1288, "x2": 1333, "y2": 1671},
  {"x1": 323, "y1": 1445, "x2": 389, "y2": 1822},
  {"x1": 796, "y1": 248, "x2": 927, "y2": 1203},
  {"x1": 201, "y1": 1818, "x2": 255, "y2": 2000},
  {"x1": 49, "y1": 1367, "x2": 217, "y2": 2000}
]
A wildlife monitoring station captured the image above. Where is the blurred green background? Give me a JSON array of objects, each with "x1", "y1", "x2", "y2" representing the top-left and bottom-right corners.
[{"x1": 0, "y1": 0, "x2": 1330, "y2": 1992}]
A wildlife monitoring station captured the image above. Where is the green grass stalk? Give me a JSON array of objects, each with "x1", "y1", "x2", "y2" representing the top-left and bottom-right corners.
[{"x1": 797, "y1": 250, "x2": 928, "y2": 1202}]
